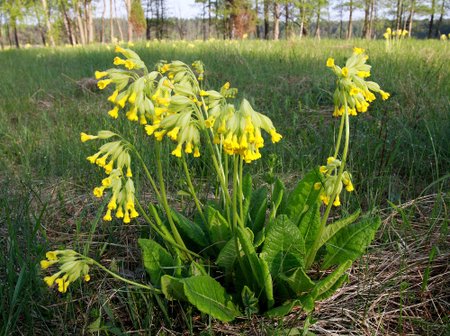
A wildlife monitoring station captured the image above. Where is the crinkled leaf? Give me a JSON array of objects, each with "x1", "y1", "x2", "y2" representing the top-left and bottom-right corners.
[
  {"x1": 270, "y1": 177, "x2": 286, "y2": 217},
  {"x1": 183, "y1": 275, "x2": 240, "y2": 322},
  {"x1": 316, "y1": 274, "x2": 349, "y2": 301},
  {"x1": 319, "y1": 209, "x2": 361, "y2": 248},
  {"x1": 241, "y1": 286, "x2": 259, "y2": 316},
  {"x1": 161, "y1": 275, "x2": 187, "y2": 301},
  {"x1": 216, "y1": 238, "x2": 237, "y2": 272},
  {"x1": 284, "y1": 170, "x2": 321, "y2": 227},
  {"x1": 311, "y1": 260, "x2": 352, "y2": 298},
  {"x1": 321, "y1": 217, "x2": 381, "y2": 269},
  {"x1": 280, "y1": 267, "x2": 315, "y2": 294},
  {"x1": 204, "y1": 206, "x2": 231, "y2": 249},
  {"x1": 248, "y1": 187, "x2": 268, "y2": 233},
  {"x1": 265, "y1": 300, "x2": 300, "y2": 317},
  {"x1": 261, "y1": 215, "x2": 305, "y2": 277},
  {"x1": 171, "y1": 210, "x2": 209, "y2": 247},
  {"x1": 299, "y1": 201, "x2": 321, "y2": 252},
  {"x1": 242, "y1": 173, "x2": 252, "y2": 224},
  {"x1": 237, "y1": 227, "x2": 274, "y2": 307},
  {"x1": 138, "y1": 238, "x2": 175, "y2": 287}
]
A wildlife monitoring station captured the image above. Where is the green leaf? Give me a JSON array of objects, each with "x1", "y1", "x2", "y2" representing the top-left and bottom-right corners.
[
  {"x1": 316, "y1": 274, "x2": 349, "y2": 301},
  {"x1": 241, "y1": 286, "x2": 259, "y2": 316},
  {"x1": 321, "y1": 216, "x2": 381, "y2": 269},
  {"x1": 319, "y1": 209, "x2": 361, "y2": 248},
  {"x1": 265, "y1": 300, "x2": 300, "y2": 317},
  {"x1": 216, "y1": 238, "x2": 237, "y2": 272},
  {"x1": 248, "y1": 187, "x2": 268, "y2": 233},
  {"x1": 161, "y1": 275, "x2": 187, "y2": 301},
  {"x1": 280, "y1": 267, "x2": 315, "y2": 294},
  {"x1": 311, "y1": 260, "x2": 352, "y2": 298},
  {"x1": 205, "y1": 206, "x2": 231, "y2": 249},
  {"x1": 270, "y1": 177, "x2": 286, "y2": 217},
  {"x1": 242, "y1": 173, "x2": 253, "y2": 224},
  {"x1": 171, "y1": 210, "x2": 209, "y2": 247},
  {"x1": 298, "y1": 201, "x2": 321, "y2": 251},
  {"x1": 183, "y1": 275, "x2": 240, "y2": 322},
  {"x1": 237, "y1": 227, "x2": 274, "y2": 308},
  {"x1": 284, "y1": 170, "x2": 321, "y2": 227},
  {"x1": 261, "y1": 215, "x2": 305, "y2": 277},
  {"x1": 138, "y1": 238, "x2": 175, "y2": 287}
]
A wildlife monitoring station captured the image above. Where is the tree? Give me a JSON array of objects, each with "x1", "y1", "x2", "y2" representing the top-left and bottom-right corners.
[{"x1": 130, "y1": 0, "x2": 146, "y2": 39}]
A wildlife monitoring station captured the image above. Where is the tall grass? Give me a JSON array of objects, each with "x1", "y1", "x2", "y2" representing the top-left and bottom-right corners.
[{"x1": 0, "y1": 39, "x2": 448, "y2": 334}]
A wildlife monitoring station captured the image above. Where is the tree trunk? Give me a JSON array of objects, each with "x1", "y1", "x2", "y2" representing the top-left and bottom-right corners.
[
  {"x1": 434, "y1": 0, "x2": 445, "y2": 37},
  {"x1": 208, "y1": 0, "x2": 212, "y2": 39},
  {"x1": 395, "y1": 0, "x2": 403, "y2": 31},
  {"x1": 86, "y1": 0, "x2": 94, "y2": 43},
  {"x1": 346, "y1": 0, "x2": 353, "y2": 39},
  {"x1": 273, "y1": 2, "x2": 279, "y2": 40},
  {"x1": 60, "y1": 2, "x2": 75, "y2": 45},
  {"x1": 314, "y1": 5, "x2": 321, "y2": 39},
  {"x1": 110, "y1": 0, "x2": 115, "y2": 42},
  {"x1": 368, "y1": 0, "x2": 375, "y2": 38},
  {"x1": 285, "y1": 3, "x2": 289, "y2": 39},
  {"x1": 0, "y1": 14, "x2": 4, "y2": 49},
  {"x1": 41, "y1": 0, "x2": 55, "y2": 46},
  {"x1": 255, "y1": 0, "x2": 260, "y2": 38},
  {"x1": 75, "y1": 1, "x2": 87, "y2": 44},
  {"x1": 125, "y1": 0, "x2": 133, "y2": 41},
  {"x1": 427, "y1": 0, "x2": 435, "y2": 38},
  {"x1": 13, "y1": 20, "x2": 19, "y2": 48},
  {"x1": 114, "y1": 0, "x2": 124, "y2": 41},
  {"x1": 264, "y1": 0, "x2": 269, "y2": 39},
  {"x1": 362, "y1": 0, "x2": 370, "y2": 38}
]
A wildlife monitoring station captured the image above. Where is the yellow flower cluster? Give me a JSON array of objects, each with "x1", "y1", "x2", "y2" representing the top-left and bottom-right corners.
[
  {"x1": 41, "y1": 250, "x2": 92, "y2": 293},
  {"x1": 81, "y1": 132, "x2": 138, "y2": 223},
  {"x1": 205, "y1": 98, "x2": 282, "y2": 163},
  {"x1": 95, "y1": 45, "x2": 156, "y2": 125},
  {"x1": 95, "y1": 50, "x2": 282, "y2": 163},
  {"x1": 326, "y1": 47, "x2": 390, "y2": 117},
  {"x1": 315, "y1": 157, "x2": 354, "y2": 207},
  {"x1": 383, "y1": 27, "x2": 408, "y2": 40}
]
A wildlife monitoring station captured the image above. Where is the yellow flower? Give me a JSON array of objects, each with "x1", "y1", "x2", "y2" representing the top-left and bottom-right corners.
[
  {"x1": 185, "y1": 142, "x2": 193, "y2": 154},
  {"x1": 103, "y1": 209, "x2": 112, "y2": 221},
  {"x1": 104, "y1": 160, "x2": 114, "y2": 174},
  {"x1": 113, "y1": 56, "x2": 126, "y2": 66},
  {"x1": 357, "y1": 71, "x2": 370, "y2": 78},
  {"x1": 341, "y1": 67, "x2": 349, "y2": 77},
  {"x1": 46, "y1": 251, "x2": 58, "y2": 261},
  {"x1": 326, "y1": 156, "x2": 336, "y2": 165},
  {"x1": 116, "y1": 206, "x2": 124, "y2": 218},
  {"x1": 84, "y1": 274, "x2": 91, "y2": 282},
  {"x1": 353, "y1": 47, "x2": 364, "y2": 55},
  {"x1": 194, "y1": 147, "x2": 201, "y2": 158},
  {"x1": 319, "y1": 166, "x2": 328, "y2": 174},
  {"x1": 349, "y1": 87, "x2": 359, "y2": 96},
  {"x1": 380, "y1": 90, "x2": 390, "y2": 100},
  {"x1": 117, "y1": 95, "x2": 128, "y2": 108},
  {"x1": 128, "y1": 92, "x2": 137, "y2": 104},
  {"x1": 167, "y1": 127, "x2": 180, "y2": 141},
  {"x1": 320, "y1": 194, "x2": 330, "y2": 205},
  {"x1": 171, "y1": 144, "x2": 183, "y2": 158},
  {"x1": 115, "y1": 45, "x2": 126, "y2": 54},
  {"x1": 80, "y1": 132, "x2": 96, "y2": 142},
  {"x1": 270, "y1": 129, "x2": 282, "y2": 143},
  {"x1": 97, "y1": 79, "x2": 112, "y2": 90},
  {"x1": 95, "y1": 71, "x2": 108, "y2": 79},
  {"x1": 326, "y1": 58, "x2": 335, "y2": 68},
  {"x1": 160, "y1": 64, "x2": 170, "y2": 73},
  {"x1": 108, "y1": 106, "x2": 119, "y2": 119},
  {"x1": 125, "y1": 60, "x2": 136, "y2": 70},
  {"x1": 345, "y1": 183, "x2": 354, "y2": 192},
  {"x1": 145, "y1": 124, "x2": 160, "y2": 136},
  {"x1": 108, "y1": 90, "x2": 119, "y2": 103},
  {"x1": 333, "y1": 195, "x2": 341, "y2": 207},
  {"x1": 55, "y1": 277, "x2": 70, "y2": 293},
  {"x1": 44, "y1": 274, "x2": 59, "y2": 287},
  {"x1": 314, "y1": 182, "x2": 322, "y2": 190},
  {"x1": 126, "y1": 166, "x2": 132, "y2": 177},
  {"x1": 40, "y1": 259, "x2": 55, "y2": 269},
  {"x1": 93, "y1": 187, "x2": 105, "y2": 198},
  {"x1": 154, "y1": 130, "x2": 166, "y2": 141}
]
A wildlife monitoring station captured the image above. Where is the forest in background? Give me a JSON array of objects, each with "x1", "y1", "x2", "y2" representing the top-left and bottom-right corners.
[{"x1": 0, "y1": 0, "x2": 449, "y2": 48}]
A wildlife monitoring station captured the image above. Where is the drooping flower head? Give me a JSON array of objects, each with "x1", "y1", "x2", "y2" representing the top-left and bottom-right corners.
[{"x1": 326, "y1": 48, "x2": 390, "y2": 117}]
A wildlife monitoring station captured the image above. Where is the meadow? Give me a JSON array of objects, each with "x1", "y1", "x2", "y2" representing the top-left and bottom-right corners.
[{"x1": 0, "y1": 39, "x2": 449, "y2": 335}]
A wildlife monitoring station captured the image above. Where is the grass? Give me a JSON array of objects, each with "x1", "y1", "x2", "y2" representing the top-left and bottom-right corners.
[{"x1": 0, "y1": 38, "x2": 449, "y2": 334}]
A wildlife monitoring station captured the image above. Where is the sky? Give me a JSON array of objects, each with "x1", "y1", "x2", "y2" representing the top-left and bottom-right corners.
[{"x1": 168, "y1": 0, "x2": 200, "y2": 18}]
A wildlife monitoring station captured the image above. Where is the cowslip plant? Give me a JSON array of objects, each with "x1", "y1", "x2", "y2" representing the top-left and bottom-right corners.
[{"x1": 42, "y1": 46, "x2": 389, "y2": 324}]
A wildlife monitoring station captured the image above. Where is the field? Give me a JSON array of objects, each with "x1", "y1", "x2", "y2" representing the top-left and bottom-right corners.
[{"x1": 0, "y1": 39, "x2": 449, "y2": 335}]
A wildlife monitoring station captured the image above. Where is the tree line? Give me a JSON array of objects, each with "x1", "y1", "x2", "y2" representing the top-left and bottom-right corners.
[{"x1": 0, "y1": 0, "x2": 448, "y2": 48}]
